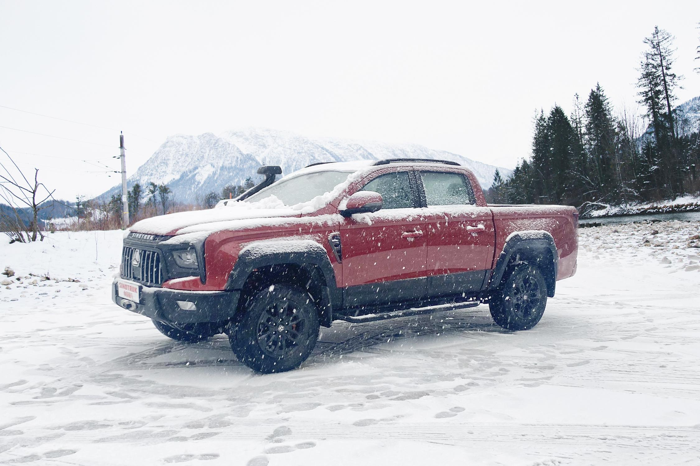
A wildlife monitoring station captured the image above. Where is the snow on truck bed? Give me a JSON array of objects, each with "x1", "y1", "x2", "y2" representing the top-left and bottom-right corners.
[{"x1": 1, "y1": 222, "x2": 700, "y2": 465}]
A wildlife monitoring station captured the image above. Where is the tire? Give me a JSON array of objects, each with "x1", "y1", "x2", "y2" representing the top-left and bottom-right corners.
[
  {"x1": 229, "y1": 284, "x2": 320, "y2": 374},
  {"x1": 489, "y1": 263, "x2": 548, "y2": 331},
  {"x1": 152, "y1": 320, "x2": 221, "y2": 343}
]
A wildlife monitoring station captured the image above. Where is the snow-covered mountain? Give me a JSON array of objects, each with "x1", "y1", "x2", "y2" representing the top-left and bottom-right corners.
[
  {"x1": 102, "y1": 128, "x2": 512, "y2": 204},
  {"x1": 639, "y1": 95, "x2": 700, "y2": 146},
  {"x1": 675, "y1": 96, "x2": 700, "y2": 137}
]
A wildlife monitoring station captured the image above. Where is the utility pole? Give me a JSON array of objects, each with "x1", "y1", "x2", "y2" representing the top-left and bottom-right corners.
[{"x1": 120, "y1": 132, "x2": 129, "y2": 229}]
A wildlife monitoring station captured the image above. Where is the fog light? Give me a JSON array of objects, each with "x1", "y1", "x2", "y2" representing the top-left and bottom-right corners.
[{"x1": 176, "y1": 301, "x2": 197, "y2": 311}]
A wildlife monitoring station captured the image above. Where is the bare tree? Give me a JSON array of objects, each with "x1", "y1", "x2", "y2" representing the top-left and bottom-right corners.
[
  {"x1": 696, "y1": 22, "x2": 700, "y2": 73},
  {"x1": 0, "y1": 146, "x2": 55, "y2": 243}
]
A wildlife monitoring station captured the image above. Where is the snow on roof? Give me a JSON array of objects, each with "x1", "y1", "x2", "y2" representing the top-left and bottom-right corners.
[{"x1": 283, "y1": 160, "x2": 375, "y2": 177}]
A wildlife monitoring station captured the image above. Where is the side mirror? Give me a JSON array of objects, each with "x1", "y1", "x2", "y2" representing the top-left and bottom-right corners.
[{"x1": 340, "y1": 191, "x2": 383, "y2": 217}]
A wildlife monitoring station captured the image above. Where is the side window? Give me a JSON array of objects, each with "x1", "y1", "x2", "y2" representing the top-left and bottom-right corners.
[
  {"x1": 360, "y1": 172, "x2": 414, "y2": 209},
  {"x1": 420, "y1": 172, "x2": 475, "y2": 206}
]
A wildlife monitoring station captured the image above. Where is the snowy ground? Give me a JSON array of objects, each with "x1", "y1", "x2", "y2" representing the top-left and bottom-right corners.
[{"x1": 1, "y1": 223, "x2": 700, "y2": 465}]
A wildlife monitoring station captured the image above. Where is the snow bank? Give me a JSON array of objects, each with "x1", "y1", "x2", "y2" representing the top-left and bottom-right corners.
[{"x1": 585, "y1": 195, "x2": 700, "y2": 218}]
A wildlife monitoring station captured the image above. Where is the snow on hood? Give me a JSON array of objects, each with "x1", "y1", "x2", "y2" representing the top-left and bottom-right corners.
[{"x1": 130, "y1": 199, "x2": 300, "y2": 236}]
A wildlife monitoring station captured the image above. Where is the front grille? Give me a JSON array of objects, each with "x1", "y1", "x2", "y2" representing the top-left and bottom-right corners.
[{"x1": 121, "y1": 247, "x2": 163, "y2": 286}]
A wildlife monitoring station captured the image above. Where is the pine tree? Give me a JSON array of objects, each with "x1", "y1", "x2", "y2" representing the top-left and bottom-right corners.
[
  {"x1": 637, "y1": 26, "x2": 682, "y2": 197},
  {"x1": 547, "y1": 106, "x2": 575, "y2": 203},
  {"x1": 504, "y1": 160, "x2": 535, "y2": 204},
  {"x1": 569, "y1": 94, "x2": 591, "y2": 202},
  {"x1": 530, "y1": 111, "x2": 551, "y2": 202},
  {"x1": 75, "y1": 196, "x2": 87, "y2": 219},
  {"x1": 108, "y1": 194, "x2": 123, "y2": 223},
  {"x1": 147, "y1": 182, "x2": 158, "y2": 211},
  {"x1": 157, "y1": 184, "x2": 171, "y2": 215},
  {"x1": 490, "y1": 170, "x2": 505, "y2": 203},
  {"x1": 127, "y1": 183, "x2": 142, "y2": 222},
  {"x1": 614, "y1": 111, "x2": 641, "y2": 202},
  {"x1": 584, "y1": 84, "x2": 618, "y2": 201},
  {"x1": 204, "y1": 192, "x2": 220, "y2": 208}
]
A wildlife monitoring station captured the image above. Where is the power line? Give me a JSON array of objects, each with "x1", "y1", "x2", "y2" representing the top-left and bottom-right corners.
[
  {"x1": 0, "y1": 104, "x2": 161, "y2": 143},
  {"x1": 6, "y1": 147, "x2": 149, "y2": 168},
  {"x1": 6, "y1": 148, "x2": 114, "y2": 162},
  {"x1": 0, "y1": 104, "x2": 117, "y2": 132},
  {"x1": 0, "y1": 125, "x2": 116, "y2": 148},
  {"x1": 1, "y1": 147, "x2": 120, "y2": 175}
]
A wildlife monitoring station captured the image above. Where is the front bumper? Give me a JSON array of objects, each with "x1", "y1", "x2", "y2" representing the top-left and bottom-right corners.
[{"x1": 112, "y1": 279, "x2": 240, "y2": 325}]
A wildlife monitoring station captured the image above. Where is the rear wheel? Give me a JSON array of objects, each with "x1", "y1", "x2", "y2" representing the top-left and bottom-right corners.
[
  {"x1": 229, "y1": 284, "x2": 320, "y2": 374},
  {"x1": 152, "y1": 320, "x2": 221, "y2": 343},
  {"x1": 489, "y1": 263, "x2": 547, "y2": 331}
]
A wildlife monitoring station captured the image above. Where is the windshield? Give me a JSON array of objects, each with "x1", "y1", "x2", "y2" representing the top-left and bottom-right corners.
[{"x1": 244, "y1": 170, "x2": 353, "y2": 206}]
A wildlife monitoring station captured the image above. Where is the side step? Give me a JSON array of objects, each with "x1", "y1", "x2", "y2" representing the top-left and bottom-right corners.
[{"x1": 335, "y1": 301, "x2": 480, "y2": 324}]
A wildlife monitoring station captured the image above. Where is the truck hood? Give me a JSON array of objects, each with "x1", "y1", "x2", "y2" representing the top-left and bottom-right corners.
[{"x1": 130, "y1": 204, "x2": 301, "y2": 236}]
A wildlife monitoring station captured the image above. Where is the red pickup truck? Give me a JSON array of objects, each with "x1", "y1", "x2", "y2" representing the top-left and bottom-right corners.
[{"x1": 113, "y1": 159, "x2": 578, "y2": 373}]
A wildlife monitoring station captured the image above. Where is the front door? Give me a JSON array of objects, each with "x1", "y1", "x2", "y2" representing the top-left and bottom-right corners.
[{"x1": 340, "y1": 170, "x2": 427, "y2": 308}]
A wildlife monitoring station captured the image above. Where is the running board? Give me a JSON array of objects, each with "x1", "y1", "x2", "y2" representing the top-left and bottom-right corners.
[{"x1": 335, "y1": 301, "x2": 480, "y2": 324}]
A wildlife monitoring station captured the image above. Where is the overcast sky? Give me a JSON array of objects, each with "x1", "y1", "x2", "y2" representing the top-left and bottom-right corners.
[{"x1": 1, "y1": 0, "x2": 699, "y2": 200}]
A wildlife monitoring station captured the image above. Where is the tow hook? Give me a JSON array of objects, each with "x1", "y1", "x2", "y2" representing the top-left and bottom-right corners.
[{"x1": 120, "y1": 299, "x2": 137, "y2": 311}]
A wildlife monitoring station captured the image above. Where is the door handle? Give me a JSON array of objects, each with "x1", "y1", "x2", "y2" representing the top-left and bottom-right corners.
[
  {"x1": 402, "y1": 230, "x2": 424, "y2": 239},
  {"x1": 466, "y1": 224, "x2": 486, "y2": 232}
]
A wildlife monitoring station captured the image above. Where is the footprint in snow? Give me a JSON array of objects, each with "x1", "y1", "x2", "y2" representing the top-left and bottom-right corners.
[
  {"x1": 267, "y1": 426, "x2": 292, "y2": 441},
  {"x1": 436, "y1": 407, "x2": 465, "y2": 418},
  {"x1": 43, "y1": 450, "x2": 77, "y2": 459},
  {"x1": 4, "y1": 454, "x2": 42, "y2": 463},
  {"x1": 264, "y1": 446, "x2": 295, "y2": 454},
  {"x1": 247, "y1": 457, "x2": 269, "y2": 466},
  {"x1": 163, "y1": 453, "x2": 219, "y2": 463},
  {"x1": 0, "y1": 380, "x2": 28, "y2": 391},
  {"x1": 264, "y1": 442, "x2": 316, "y2": 454},
  {"x1": 277, "y1": 402, "x2": 321, "y2": 413},
  {"x1": 353, "y1": 418, "x2": 379, "y2": 427}
]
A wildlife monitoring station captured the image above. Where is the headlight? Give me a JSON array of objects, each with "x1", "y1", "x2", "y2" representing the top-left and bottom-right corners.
[{"x1": 172, "y1": 249, "x2": 198, "y2": 269}]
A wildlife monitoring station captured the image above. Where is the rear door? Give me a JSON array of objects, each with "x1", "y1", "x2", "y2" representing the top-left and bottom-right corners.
[
  {"x1": 417, "y1": 169, "x2": 495, "y2": 298},
  {"x1": 340, "y1": 169, "x2": 427, "y2": 308}
]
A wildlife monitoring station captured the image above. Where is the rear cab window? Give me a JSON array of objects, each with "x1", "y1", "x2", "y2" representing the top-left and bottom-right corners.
[{"x1": 419, "y1": 171, "x2": 476, "y2": 206}]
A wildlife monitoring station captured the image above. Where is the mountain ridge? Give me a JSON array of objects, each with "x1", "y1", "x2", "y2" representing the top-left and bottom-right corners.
[{"x1": 100, "y1": 128, "x2": 512, "y2": 204}]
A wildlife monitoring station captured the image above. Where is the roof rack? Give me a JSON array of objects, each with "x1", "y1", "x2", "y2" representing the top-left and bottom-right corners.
[{"x1": 373, "y1": 158, "x2": 460, "y2": 166}]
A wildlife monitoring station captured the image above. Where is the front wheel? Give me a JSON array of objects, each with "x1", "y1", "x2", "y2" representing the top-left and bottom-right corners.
[
  {"x1": 489, "y1": 263, "x2": 547, "y2": 331},
  {"x1": 229, "y1": 284, "x2": 320, "y2": 374},
  {"x1": 152, "y1": 320, "x2": 221, "y2": 343}
]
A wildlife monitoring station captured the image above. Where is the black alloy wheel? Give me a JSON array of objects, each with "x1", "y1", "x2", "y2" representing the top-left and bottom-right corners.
[
  {"x1": 489, "y1": 263, "x2": 547, "y2": 331},
  {"x1": 256, "y1": 301, "x2": 308, "y2": 357},
  {"x1": 229, "y1": 284, "x2": 320, "y2": 374}
]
